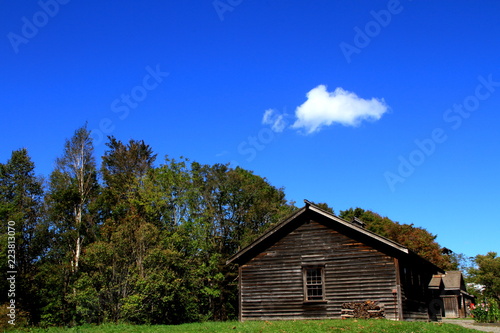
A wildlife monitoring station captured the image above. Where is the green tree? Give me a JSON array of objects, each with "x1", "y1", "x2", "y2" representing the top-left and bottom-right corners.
[
  {"x1": 469, "y1": 252, "x2": 500, "y2": 302},
  {"x1": 40, "y1": 133, "x2": 295, "y2": 324},
  {"x1": 54, "y1": 125, "x2": 99, "y2": 272},
  {"x1": 190, "y1": 163, "x2": 295, "y2": 320},
  {"x1": 99, "y1": 137, "x2": 156, "y2": 236},
  {"x1": 43, "y1": 125, "x2": 99, "y2": 324},
  {"x1": 125, "y1": 158, "x2": 295, "y2": 322},
  {"x1": 0, "y1": 148, "x2": 46, "y2": 323},
  {"x1": 75, "y1": 137, "x2": 157, "y2": 323}
]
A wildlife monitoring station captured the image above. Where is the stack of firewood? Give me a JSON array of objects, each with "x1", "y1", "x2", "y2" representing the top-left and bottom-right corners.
[{"x1": 341, "y1": 300, "x2": 384, "y2": 319}]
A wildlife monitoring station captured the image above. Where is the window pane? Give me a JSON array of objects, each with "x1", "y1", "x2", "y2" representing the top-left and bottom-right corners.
[{"x1": 305, "y1": 267, "x2": 324, "y2": 301}]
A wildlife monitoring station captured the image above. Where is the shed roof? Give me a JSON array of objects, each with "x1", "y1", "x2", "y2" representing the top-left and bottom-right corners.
[
  {"x1": 429, "y1": 274, "x2": 445, "y2": 290},
  {"x1": 428, "y1": 271, "x2": 468, "y2": 292},
  {"x1": 427, "y1": 271, "x2": 474, "y2": 300},
  {"x1": 227, "y1": 200, "x2": 413, "y2": 265},
  {"x1": 442, "y1": 271, "x2": 465, "y2": 290}
]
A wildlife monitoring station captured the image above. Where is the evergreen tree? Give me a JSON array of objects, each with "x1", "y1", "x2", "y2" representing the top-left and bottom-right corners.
[{"x1": 0, "y1": 148, "x2": 46, "y2": 323}]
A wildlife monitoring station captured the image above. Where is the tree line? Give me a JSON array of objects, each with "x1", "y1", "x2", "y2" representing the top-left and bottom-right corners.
[{"x1": 0, "y1": 125, "x2": 498, "y2": 327}]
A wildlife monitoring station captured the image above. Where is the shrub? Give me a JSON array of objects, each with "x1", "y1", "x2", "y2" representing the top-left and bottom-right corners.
[
  {"x1": 471, "y1": 298, "x2": 500, "y2": 323},
  {"x1": 0, "y1": 303, "x2": 29, "y2": 330}
]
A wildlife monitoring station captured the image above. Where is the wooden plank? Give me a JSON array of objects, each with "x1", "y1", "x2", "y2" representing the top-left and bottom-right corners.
[
  {"x1": 442, "y1": 296, "x2": 459, "y2": 318},
  {"x1": 238, "y1": 266, "x2": 242, "y2": 322},
  {"x1": 394, "y1": 258, "x2": 403, "y2": 321}
]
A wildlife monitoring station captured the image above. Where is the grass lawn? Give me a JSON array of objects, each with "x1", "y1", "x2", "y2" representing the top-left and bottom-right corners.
[{"x1": 5, "y1": 319, "x2": 480, "y2": 333}]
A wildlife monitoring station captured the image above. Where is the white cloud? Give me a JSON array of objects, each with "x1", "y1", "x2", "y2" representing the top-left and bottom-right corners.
[
  {"x1": 291, "y1": 85, "x2": 388, "y2": 134},
  {"x1": 262, "y1": 108, "x2": 287, "y2": 133}
]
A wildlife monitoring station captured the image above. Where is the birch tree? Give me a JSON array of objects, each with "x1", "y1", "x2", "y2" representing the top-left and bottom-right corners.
[
  {"x1": 44, "y1": 125, "x2": 99, "y2": 324},
  {"x1": 49, "y1": 124, "x2": 98, "y2": 273}
]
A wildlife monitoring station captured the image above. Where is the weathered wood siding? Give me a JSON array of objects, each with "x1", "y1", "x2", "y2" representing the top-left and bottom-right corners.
[
  {"x1": 398, "y1": 257, "x2": 437, "y2": 321},
  {"x1": 240, "y1": 219, "x2": 399, "y2": 320},
  {"x1": 442, "y1": 296, "x2": 459, "y2": 318}
]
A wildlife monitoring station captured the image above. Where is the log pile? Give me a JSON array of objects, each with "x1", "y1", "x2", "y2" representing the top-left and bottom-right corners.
[{"x1": 341, "y1": 300, "x2": 384, "y2": 319}]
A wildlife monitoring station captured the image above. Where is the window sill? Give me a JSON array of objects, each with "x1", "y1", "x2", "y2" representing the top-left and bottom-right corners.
[{"x1": 303, "y1": 300, "x2": 328, "y2": 304}]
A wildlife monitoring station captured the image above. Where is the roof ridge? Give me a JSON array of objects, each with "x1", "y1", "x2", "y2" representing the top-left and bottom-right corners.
[
  {"x1": 305, "y1": 203, "x2": 410, "y2": 254},
  {"x1": 228, "y1": 200, "x2": 417, "y2": 265}
]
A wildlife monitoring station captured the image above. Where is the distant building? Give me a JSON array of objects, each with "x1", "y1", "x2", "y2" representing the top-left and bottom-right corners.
[
  {"x1": 429, "y1": 271, "x2": 475, "y2": 318},
  {"x1": 228, "y1": 200, "x2": 467, "y2": 321}
]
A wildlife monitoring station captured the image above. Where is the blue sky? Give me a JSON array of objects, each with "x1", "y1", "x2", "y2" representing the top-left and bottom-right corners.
[{"x1": 1, "y1": 1, "x2": 499, "y2": 259}]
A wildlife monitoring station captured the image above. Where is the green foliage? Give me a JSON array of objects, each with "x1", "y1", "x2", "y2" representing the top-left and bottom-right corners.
[
  {"x1": 0, "y1": 302, "x2": 29, "y2": 329},
  {"x1": 31, "y1": 135, "x2": 295, "y2": 325},
  {"x1": 41, "y1": 125, "x2": 100, "y2": 325},
  {"x1": 7, "y1": 126, "x2": 486, "y2": 328},
  {"x1": 0, "y1": 148, "x2": 47, "y2": 323},
  {"x1": 469, "y1": 252, "x2": 500, "y2": 302},
  {"x1": 471, "y1": 298, "x2": 500, "y2": 323}
]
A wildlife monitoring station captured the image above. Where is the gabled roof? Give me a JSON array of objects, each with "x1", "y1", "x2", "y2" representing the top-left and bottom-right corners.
[
  {"x1": 428, "y1": 271, "x2": 473, "y2": 297},
  {"x1": 442, "y1": 271, "x2": 466, "y2": 291},
  {"x1": 429, "y1": 272, "x2": 466, "y2": 291},
  {"x1": 227, "y1": 200, "x2": 410, "y2": 265},
  {"x1": 429, "y1": 274, "x2": 445, "y2": 290}
]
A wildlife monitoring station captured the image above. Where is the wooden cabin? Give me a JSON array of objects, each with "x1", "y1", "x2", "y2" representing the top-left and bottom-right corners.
[
  {"x1": 428, "y1": 271, "x2": 474, "y2": 318},
  {"x1": 227, "y1": 200, "x2": 445, "y2": 321}
]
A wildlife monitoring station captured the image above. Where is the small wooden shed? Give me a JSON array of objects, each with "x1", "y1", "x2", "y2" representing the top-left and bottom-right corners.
[
  {"x1": 428, "y1": 271, "x2": 474, "y2": 318},
  {"x1": 227, "y1": 201, "x2": 444, "y2": 321}
]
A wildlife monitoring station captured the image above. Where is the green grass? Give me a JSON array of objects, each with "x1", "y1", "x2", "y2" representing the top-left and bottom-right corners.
[{"x1": 5, "y1": 319, "x2": 480, "y2": 333}]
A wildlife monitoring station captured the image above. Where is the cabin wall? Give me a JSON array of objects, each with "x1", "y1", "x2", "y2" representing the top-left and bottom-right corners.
[
  {"x1": 439, "y1": 292, "x2": 469, "y2": 319},
  {"x1": 398, "y1": 258, "x2": 438, "y2": 321},
  {"x1": 240, "y1": 219, "x2": 399, "y2": 321}
]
